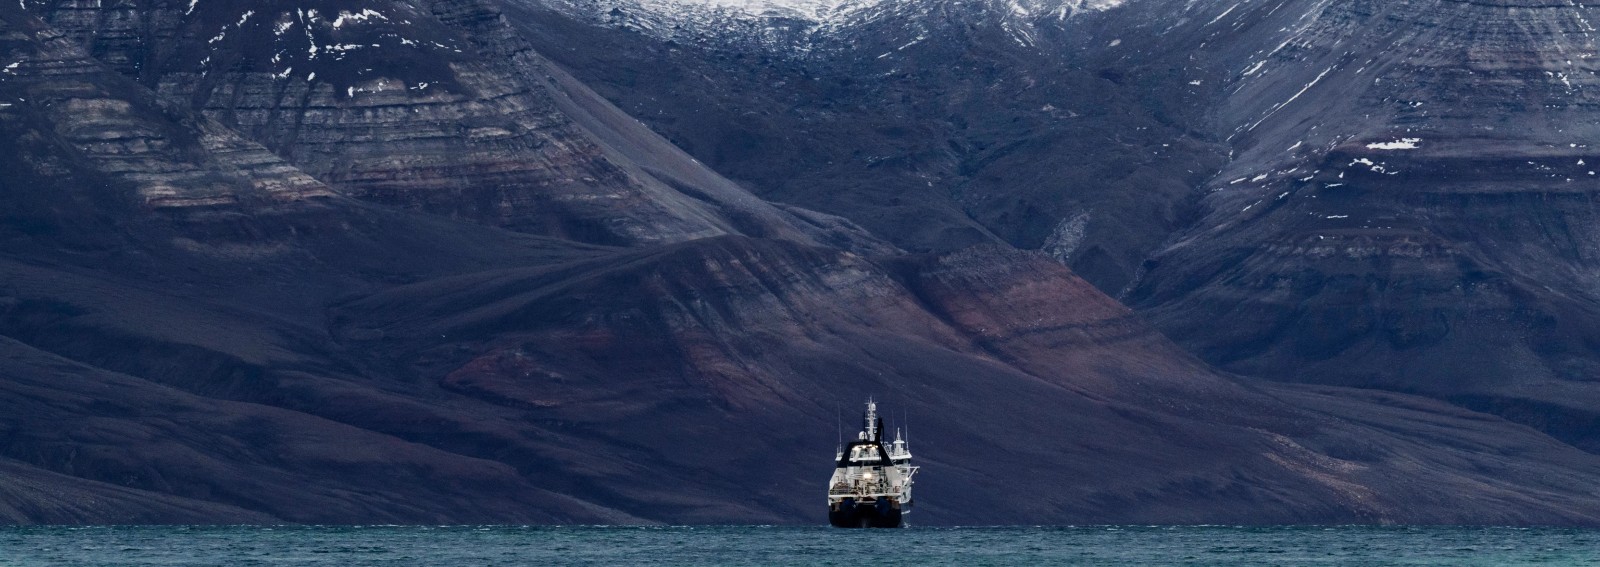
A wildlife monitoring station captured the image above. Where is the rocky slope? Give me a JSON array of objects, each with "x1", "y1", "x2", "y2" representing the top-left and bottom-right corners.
[
  {"x1": 517, "y1": 0, "x2": 1222, "y2": 293},
  {"x1": 325, "y1": 237, "x2": 1600, "y2": 524},
  {"x1": 1114, "y1": 0, "x2": 1600, "y2": 451},
  {"x1": 519, "y1": 0, "x2": 1600, "y2": 454},
  {"x1": 23, "y1": 0, "x2": 886, "y2": 252},
  {"x1": 6, "y1": 0, "x2": 1600, "y2": 526}
]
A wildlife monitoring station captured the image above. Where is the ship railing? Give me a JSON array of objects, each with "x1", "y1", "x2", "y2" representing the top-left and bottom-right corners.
[
  {"x1": 830, "y1": 486, "x2": 872, "y2": 496},
  {"x1": 829, "y1": 491, "x2": 900, "y2": 499},
  {"x1": 829, "y1": 483, "x2": 900, "y2": 498}
]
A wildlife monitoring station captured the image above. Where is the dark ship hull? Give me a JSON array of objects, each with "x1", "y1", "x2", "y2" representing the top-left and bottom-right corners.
[{"x1": 827, "y1": 497, "x2": 902, "y2": 528}]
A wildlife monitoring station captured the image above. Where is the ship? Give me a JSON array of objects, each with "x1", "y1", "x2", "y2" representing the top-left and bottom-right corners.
[{"x1": 827, "y1": 399, "x2": 918, "y2": 528}]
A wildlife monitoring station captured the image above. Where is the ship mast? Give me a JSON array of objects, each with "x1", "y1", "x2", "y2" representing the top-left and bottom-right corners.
[{"x1": 864, "y1": 399, "x2": 879, "y2": 442}]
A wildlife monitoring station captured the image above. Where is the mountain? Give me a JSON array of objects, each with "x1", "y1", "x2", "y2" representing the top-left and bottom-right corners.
[
  {"x1": 518, "y1": 0, "x2": 1600, "y2": 453},
  {"x1": 518, "y1": 0, "x2": 1220, "y2": 295},
  {"x1": 5, "y1": 0, "x2": 1600, "y2": 526},
  {"x1": 23, "y1": 0, "x2": 890, "y2": 252},
  {"x1": 1101, "y1": 0, "x2": 1600, "y2": 451}
]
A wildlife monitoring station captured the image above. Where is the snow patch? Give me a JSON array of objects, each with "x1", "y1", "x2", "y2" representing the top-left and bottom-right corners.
[
  {"x1": 629, "y1": 0, "x2": 886, "y2": 24},
  {"x1": 1349, "y1": 157, "x2": 1397, "y2": 174},
  {"x1": 1204, "y1": 3, "x2": 1238, "y2": 26},
  {"x1": 566, "y1": 0, "x2": 1126, "y2": 49},
  {"x1": 1247, "y1": 66, "x2": 1334, "y2": 132},
  {"x1": 1061, "y1": 0, "x2": 1125, "y2": 13},
  {"x1": 332, "y1": 9, "x2": 388, "y2": 28},
  {"x1": 1365, "y1": 138, "x2": 1421, "y2": 150}
]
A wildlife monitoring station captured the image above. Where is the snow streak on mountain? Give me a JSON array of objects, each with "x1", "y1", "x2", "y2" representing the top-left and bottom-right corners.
[{"x1": 551, "y1": 0, "x2": 1128, "y2": 52}]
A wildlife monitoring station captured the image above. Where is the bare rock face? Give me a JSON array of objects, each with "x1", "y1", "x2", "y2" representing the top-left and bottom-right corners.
[
  {"x1": 1110, "y1": 0, "x2": 1600, "y2": 449},
  {"x1": 518, "y1": 0, "x2": 1600, "y2": 453},
  {"x1": 512, "y1": 0, "x2": 1225, "y2": 291},
  {"x1": 0, "y1": 10, "x2": 332, "y2": 211},
  {"x1": 24, "y1": 0, "x2": 886, "y2": 251}
]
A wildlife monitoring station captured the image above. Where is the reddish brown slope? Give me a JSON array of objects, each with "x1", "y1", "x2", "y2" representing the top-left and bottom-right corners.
[{"x1": 331, "y1": 237, "x2": 1600, "y2": 524}]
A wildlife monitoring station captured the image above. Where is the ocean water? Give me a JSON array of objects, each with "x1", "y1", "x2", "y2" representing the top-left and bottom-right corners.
[{"x1": 2, "y1": 525, "x2": 1597, "y2": 566}]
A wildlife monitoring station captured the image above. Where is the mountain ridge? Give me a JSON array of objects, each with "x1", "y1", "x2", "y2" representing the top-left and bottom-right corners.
[{"x1": 6, "y1": 0, "x2": 1600, "y2": 526}]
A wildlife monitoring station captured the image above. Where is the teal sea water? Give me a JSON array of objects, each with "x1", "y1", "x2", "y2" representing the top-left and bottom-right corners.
[{"x1": 2, "y1": 525, "x2": 1598, "y2": 566}]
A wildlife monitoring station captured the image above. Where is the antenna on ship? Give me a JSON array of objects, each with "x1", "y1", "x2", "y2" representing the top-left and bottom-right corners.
[{"x1": 836, "y1": 403, "x2": 843, "y2": 455}]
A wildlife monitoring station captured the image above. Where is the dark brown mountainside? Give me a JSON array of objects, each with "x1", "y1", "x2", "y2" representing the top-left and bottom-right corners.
[
  {"x1": 6, "y1": 0, "x2": 1600, "y2": 526},
  {"x1": 515, "y1": 0, "x2": 1600, "y2": 458}
]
